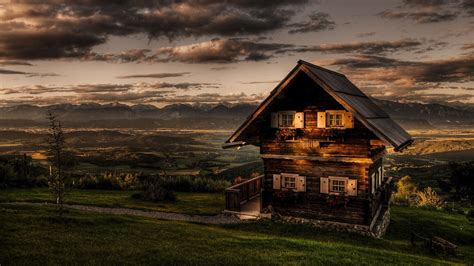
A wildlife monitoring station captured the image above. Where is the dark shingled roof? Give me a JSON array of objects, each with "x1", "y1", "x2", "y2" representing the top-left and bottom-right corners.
[{"x1": 225, "y1": 60, "x2": 413, "y2": 151}]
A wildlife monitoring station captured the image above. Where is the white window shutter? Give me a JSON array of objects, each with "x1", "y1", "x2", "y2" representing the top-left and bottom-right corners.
[
  {"x1": 273, "y1": 174, "x2": 281, "y2": 190},
  {"x1": 296, "y1": 176, "x2": 306, "y2": 192},
  {"x1": 344, "y1": 111, "x2": 354, "y2": 128},
  {"x1": 320, "y1": 177, "x2": 329, "y2": 194},
  {"x1": 271, "y1": 113, "x2": 278, "y2": 128},
  {"x1": 294, "y1": 112, "x2": 305, "y2": 128},
  {"x1": 347, "y1": 179, "x2": 357, "y2": 196},
  {"x1": 317, "y1": 112, "x2": 326, "y2": 128}
]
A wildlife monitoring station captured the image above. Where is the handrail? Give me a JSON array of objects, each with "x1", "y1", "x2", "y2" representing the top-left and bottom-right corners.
[
  {"x1": 225, "y1": 175, "x2": 263, "y2": 212},
  {"x1": 226, "y1": 175, "x2": 264, "y2": 190}
]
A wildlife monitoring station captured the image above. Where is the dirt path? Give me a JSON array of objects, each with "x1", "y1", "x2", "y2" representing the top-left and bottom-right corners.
[{"x1": 2, "y1": 202, "x2": 243, "y2": 224}]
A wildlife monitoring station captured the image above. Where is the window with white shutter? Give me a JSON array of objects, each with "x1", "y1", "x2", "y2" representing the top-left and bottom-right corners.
[
  {"x1": 270, "y1": 111, "x2": 305, "y2": 129},
  {"x1": 321, "y1": 176, "x2": 358, "y2": 196}
]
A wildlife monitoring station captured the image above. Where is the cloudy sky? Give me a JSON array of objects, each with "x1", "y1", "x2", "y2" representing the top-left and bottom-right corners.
[{"x1": 0, "y1": 0, "x2": 473, "y2": 107}]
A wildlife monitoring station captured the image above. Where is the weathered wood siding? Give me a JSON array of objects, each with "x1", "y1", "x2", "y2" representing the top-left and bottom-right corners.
[{"x1": 262, "y1": 158, "x2": 373, "y2": 224}]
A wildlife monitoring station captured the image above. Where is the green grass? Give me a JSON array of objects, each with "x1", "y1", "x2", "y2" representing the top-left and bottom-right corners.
[
  {"x1": 0, "y1": 204, "x2": 472, "y2": 265},
  {"x1": 0, "y1": 188, "x2": 224, "y2": 215}
]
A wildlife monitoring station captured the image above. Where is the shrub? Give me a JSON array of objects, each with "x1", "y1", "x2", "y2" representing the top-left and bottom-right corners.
[
  {"x1": 145, "y1": 175, "x2": 230, "y2": 193},
  {"x1": 134, "y1": 178, "x2": 175, "y2": 202},
  {"x1": 392, "y1": 176, "x2": 418, "y2": 206},
  {"x1": 74, "y1": 172, "x2": 139, "y2": 190},
  {"x1": 416, "y1": 187, "x2": 444, "y2": 209}
]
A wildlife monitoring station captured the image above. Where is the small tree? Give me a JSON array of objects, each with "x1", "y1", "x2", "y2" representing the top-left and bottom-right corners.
[
  {"x1": 392, "y1": 176, "x2": 418, "y2": 205},
  {"x1": 46, "y1": 111, "x2": 67, "y2": 216}
]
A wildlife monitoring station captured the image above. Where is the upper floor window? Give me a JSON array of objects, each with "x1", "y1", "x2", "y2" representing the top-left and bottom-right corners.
[
  {"x1": 317, "y1": 110, "x2": 354, "y2": 129},
  {"x1": 271, "y1": 111, "x2": 304, "y2": 129},
  {"x1": 280, "y1": 113, "x2": 294, "y2": 127},
  {"x1": 328, "y1": 113, "x2": 343, "y2": 127}
]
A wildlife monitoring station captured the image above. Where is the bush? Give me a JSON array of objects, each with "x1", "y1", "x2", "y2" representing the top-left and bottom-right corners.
[
  {"x1": 416, "y1": 187, "x2": 444, "y2": 209},
  {"x1": 140, "y1": 175, "x2": 230, "y2": 193},
  {"x1": 0, "y1": 155, "x2": 47, "y2": 188},
  {"x1": 74, "y1": 172, "x2": 139, "y2": 190},
  {"x1": 392, "y1": 176, "x2": 418, "y2": 206},
  {"x1": 134, "y1": 178, "x2": 175, "y2": 202},
  {"x1": 465, "y1": 209, "x2": 474, "y2": 219}
]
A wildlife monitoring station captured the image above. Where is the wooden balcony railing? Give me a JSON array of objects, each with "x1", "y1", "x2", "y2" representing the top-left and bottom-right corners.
[{"x1": 225, "y1": 175, "x2": 263, "y2": 212}]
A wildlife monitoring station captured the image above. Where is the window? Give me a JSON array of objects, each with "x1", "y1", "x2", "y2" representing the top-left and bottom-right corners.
[
  {"x1": 330, "y1": 179, "x2": 346, "y2": 193},
  {"x1": 282, "y1": 176, "x2": 296, "y2": 189},
  {"x1": 280, "y1": 113, "x2": 294, "y2": 127},
  {"x1": 328, "y1": 113, "x2": 343, "y2": 127}
]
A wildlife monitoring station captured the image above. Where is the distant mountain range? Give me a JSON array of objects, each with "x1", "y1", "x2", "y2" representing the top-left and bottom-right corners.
[{"x1": 0, "y1": 100, "x2": 472, "y2": 129}]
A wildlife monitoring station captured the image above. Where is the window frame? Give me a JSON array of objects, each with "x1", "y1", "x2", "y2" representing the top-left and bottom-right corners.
[
  {"x1": 328, "y1": 176, "x2": 348, "y2": 194},
  {"x1": 278, "y1": 111, "x2": 296, "y2": 128},
  {"x1": 281, "y1": 173, "x2": 299, "y2": 190},
  {"x1": 326, "y1": 111, "x2": 344, "y2": 128}
]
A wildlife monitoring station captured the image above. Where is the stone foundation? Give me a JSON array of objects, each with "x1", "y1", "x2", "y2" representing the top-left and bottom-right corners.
[{"x1": 272, "y1": 207, "x2": 391, "y2": 238}]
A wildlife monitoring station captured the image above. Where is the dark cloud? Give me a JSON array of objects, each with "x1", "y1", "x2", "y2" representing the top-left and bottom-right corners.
[
  {"x1": 0, "y1": 82, "x2": 219, "y2": 96},
  {"x1": 87, "y1": 38, "x2": 440, "y2": 64},
  {"x1": 402, "y1": 0, "x2": 451, "y2": 7},
  {"x1": 318, "y1": 54, "x2": 474, "y2": 103},
  {"x1": 288, "y1": 12, "x2": 335, "y2": 34},
  {"x1": 323, "y1": 54, "x2": 474, "y2": 83},
  {"x1": 379, "y1": 10, "x2": 458, "y2": 23},
  {"x1": 0, "y1": 69, "x2": 30, "y2": 75},
  {"x1": 0, "y1": 0, "x2": 309, "y2": 60},
  {"x1": 0, "y1": 68, "x2": 58, "y2": 77},
  {"x1": 240, "y1": 80, "x2": 280, "y2": 84},
  {"x1": 0, "y1": 60, "x2": 33, "y2": 66},
  {"x1": 117, "y1": 72, "x2": 190, "y2": 79},
  {"x1": 293, "y1": 39, "x2": 425, "y2": 55},
  {"x1": 88, "y1": 38, "x2": 298, "y2": 63}
]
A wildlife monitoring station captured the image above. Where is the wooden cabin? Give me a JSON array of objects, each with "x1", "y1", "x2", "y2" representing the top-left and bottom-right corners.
[{"x1": 223, "y1": 60, "x2": 413, "y2": 236}]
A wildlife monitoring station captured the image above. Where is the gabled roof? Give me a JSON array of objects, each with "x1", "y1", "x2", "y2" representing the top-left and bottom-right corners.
[{"x1": 225, "y1": 60, "x2": 413, "y2": 152}]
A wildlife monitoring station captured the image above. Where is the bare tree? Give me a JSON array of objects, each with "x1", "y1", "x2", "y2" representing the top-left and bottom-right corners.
[{"x1": 46, "y1": 111, "x2": 67, "y2": 216}]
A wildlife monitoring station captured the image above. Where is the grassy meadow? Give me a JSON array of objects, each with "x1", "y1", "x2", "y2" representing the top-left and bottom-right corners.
[
  {"x1": 0, "y1": 188, "x2": 224, "y2": 215},
  {"x1": 0, "y1": 203, "x2": 473, "y2": 265}
]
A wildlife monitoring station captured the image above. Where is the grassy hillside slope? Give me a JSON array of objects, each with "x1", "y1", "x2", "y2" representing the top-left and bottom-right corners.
[{"x1": 0, "y1": 203, "x2": 472, "y2": 265}]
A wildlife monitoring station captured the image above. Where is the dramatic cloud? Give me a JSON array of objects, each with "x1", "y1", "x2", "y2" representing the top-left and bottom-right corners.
[
  {"x1": 0, "y1": 84, "x2": 262, "y2": 106},
  {"x1": 0, "y1": 0, "x2": 309, "y2": 60},
  {"x1": 0, "y1": 82, "x2": 219, "y2": 96},
  {"x1": 293, "y1": 39, "x2": 427, "y2": 55},
  {"x1": 379, "y1": 10, "x2": 458, "y2": 23},
  {"x1": 319, "y1": 54, "x2": 474, "y2": 102},
  {"x1": 117, "y1": 72, "x2": 190, "y2": 79},
  {"x1": 86, "y1": 38, "x2": 441, "y2": 64},
  {"x1": 240, "y1": 80, "x2": 280, "y2": 84},
  {"x1": 88, "y1": 38, "x2": 298, "y2": 63},
  {"x1": 0, "y1": 60, "x2": 33, "y2": 66},
  {"x1": 402, "y1": 0, "x2": 450, "y2": 7},
  {"x1": 0, "y1": 68, "x2": 58, "y2": 77},
  {"x1": 287, "y1": 12, "x2": 335, "y2": 34}
]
